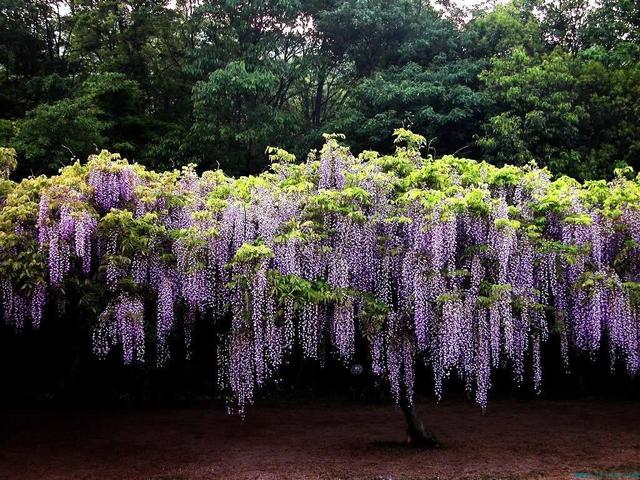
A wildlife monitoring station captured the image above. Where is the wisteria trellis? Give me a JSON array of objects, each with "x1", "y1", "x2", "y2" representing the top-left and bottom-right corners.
[{"x1": 1, "y1": 132, "x2": 639, "y2": 412}]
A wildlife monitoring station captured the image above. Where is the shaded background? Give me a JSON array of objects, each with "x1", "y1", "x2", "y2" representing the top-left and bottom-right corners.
[{"x1": 2, "y1": 308, "x2": 639, "y2": 409}]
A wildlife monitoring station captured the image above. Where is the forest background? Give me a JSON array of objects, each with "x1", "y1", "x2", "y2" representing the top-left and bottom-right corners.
[{"x1": 1, "y1": 0, "x2": 639, "y2": 180}]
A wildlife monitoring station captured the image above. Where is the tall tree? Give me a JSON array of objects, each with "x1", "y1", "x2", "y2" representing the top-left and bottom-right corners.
[
  {"x1": 532, "y1": 0, "x2": 593, "y2": 54},
  {"x1": 478, "y1": 45, "x2": 640, "y2": 178},
  {"x1": 0, "y1": 0, "x2": 71, "y2": 117},
  {"x1": 582, "y1": 0, "x2": 640, "y2": 48}
]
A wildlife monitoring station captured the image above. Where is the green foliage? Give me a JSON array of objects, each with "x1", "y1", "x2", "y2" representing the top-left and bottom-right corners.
[
  {"x1": 12, "y1": 97, "x2": 108, "y2": 173},
  {"x1": 330, "y1": 60, "x2": 485, "y2": 156},
  {"x1": 466, "y1": 0, "x2": 544, "y2": 56},
  {"x1": 0, "y1": 174, "x2": 49, "y2": 287},
  {"x1": 192, "y1": 61, "x2": 299, "y2": 175},
  {"x1": 393, "y1": 129, "x2": 427, "y2": 151},
  {"x1": 8, "y1": 72, "x2": 151, "y2": 175},
  {"x1": 478, "y1": 45, "x2": 640, "y2": 179},
  {"x1": 268, "y1": 270, "x2": 388, "y2": 338},
  {"x1": 100, "y1": 210, "x2": 163, "y2": 257},
  {"x1": 0, "y1": 147, "x2": 17, "y2": 178},
  {"x1": 582, "y1": 0, "x2": 640, "y2": 48},
  {"x1": 1, "y1": 0, "x2": 640, "y2": 180},
  {"x1": 231, "y1": 243, "x2": 274, "y2": 265}
]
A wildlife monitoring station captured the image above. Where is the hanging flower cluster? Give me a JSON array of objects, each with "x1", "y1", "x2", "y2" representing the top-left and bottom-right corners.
[
  {"x1": 1, "y1": 137, "x2": 640, "y2": 413},
  {"x1": 93, "y1": 293, "x2": 145, "y2": 364}
]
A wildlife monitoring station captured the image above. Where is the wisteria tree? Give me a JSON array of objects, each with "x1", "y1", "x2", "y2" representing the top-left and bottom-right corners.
[{"x1": 1, "y1": 131, "x2": 639, "y2": 447}]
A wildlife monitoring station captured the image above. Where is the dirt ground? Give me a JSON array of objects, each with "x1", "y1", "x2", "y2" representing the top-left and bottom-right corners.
[{"x1": 1, "y1": 398, "x2": 639, "y2": 480}]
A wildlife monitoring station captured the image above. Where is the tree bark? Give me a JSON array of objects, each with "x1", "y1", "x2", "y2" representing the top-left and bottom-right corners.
[{"x1": 399, "y1": 395, "x2": 440, "y2": 448}]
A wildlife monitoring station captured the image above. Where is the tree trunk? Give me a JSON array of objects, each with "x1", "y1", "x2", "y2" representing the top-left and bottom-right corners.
[{"x1": 399, "y1": 395, "x2": 440, "y2": 448}]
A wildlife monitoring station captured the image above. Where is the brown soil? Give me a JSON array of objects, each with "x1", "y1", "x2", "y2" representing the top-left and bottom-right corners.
[{"x1": 1, "y1": 399, "x2": 639, "y2": 480}]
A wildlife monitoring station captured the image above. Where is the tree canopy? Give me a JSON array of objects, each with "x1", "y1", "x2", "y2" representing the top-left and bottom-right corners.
[{"x1": 1, "y1": 132, "x2": 639, "y2": 412}]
